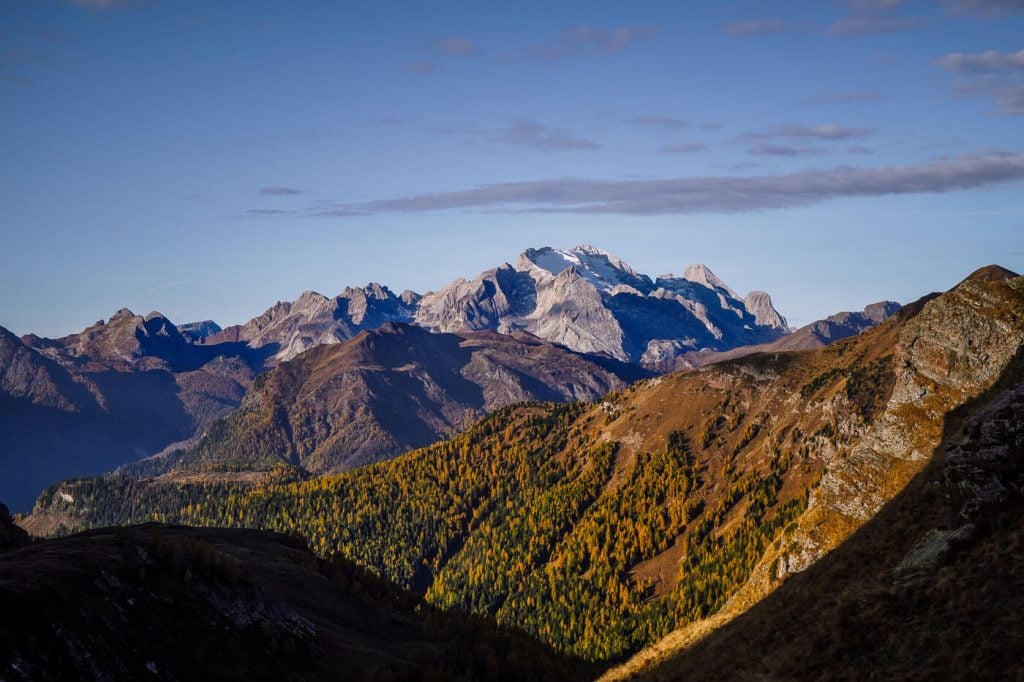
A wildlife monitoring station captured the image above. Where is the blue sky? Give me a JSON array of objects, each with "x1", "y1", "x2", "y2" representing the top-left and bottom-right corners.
[{"x1": 1, "y1": 0, "x2": 1022, "y2": 336}]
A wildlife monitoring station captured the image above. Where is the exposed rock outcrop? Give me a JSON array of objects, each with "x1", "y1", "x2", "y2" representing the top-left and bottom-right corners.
[
  {"x1": 205, "y1": 284, "x2": 417, "y2": 362},
  {"x1": 415, "y1": 245, "x2": 787, "y2": 364}
]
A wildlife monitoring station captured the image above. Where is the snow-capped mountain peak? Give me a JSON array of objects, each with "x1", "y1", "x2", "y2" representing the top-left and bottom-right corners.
[
  {"x1": 214, "y1": 244, "x2": 789, "y2": 367},
  {"x1": 519, "y1": 245, "x2": 653, "y2": 293}
]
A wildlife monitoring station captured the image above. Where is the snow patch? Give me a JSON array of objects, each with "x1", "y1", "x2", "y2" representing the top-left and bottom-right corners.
[{"x1": 524, "y1": 246, "x2": 636, "y2": 292}]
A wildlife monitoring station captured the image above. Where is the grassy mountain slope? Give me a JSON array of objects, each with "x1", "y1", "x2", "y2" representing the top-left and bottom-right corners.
[
  {"x1": 606, "y1": 334, "x2": 1024, "y2": 680},
  {"x1": 127, "y1": 322, "x2": 650, "y2": 477},
  {"x1": 25, "y1": 273, "x2": 1024, "y2": 668},
  {"x1": 25, "y1": 306, "x2": 905, "y2": 662}
]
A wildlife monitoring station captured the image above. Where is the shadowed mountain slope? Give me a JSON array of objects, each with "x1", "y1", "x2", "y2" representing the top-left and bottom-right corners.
[
  {"x1": 0, "y1": 523, "x2": 593, "y2": 681},
  {"x1": 0, "y1": 311, "x2": 260, "y2": 511},
  {"x1": 0, "y1": 503, "x2": 30, "y2": 551}
]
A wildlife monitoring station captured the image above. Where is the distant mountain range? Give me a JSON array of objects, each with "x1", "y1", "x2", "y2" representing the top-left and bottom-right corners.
[
  {"x1": 0, "y1": 311, "x2": 258, "y2": 511},
  {"x1": 206, "y1": 244, "x2": 790, "y2": 365},
  {"x1": 0, "y1": 244, "x2": 900, "y2": 510},
  {"x1": 129, "y1": 322, "x2": 650, "y2": 478}
]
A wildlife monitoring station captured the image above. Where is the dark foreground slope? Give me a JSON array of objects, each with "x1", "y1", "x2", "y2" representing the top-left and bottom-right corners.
[
  {"x1": 0, "y1": 504, "x2": 30, "y2": 551},
  {"x1": 0, "y1": 523, "x2": 594, "y2": 681},
  {"x1": 617, "y1": 339, "x2": 1024, "y2": 681}
]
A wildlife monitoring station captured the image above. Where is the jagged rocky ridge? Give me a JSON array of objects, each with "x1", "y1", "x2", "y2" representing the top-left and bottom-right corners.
[
  {"x1": 416, "y1": 245, "x2": 788, "y2": 365},
  {"x1": 651, "y1": 300, "x2": 903, "y2": 372},
  {"x1": 204, "y1": 245, "x2": 788, "y2": 365},
  {"x1": 204, "y1": 283, "x2": 420, "y2": 362}
]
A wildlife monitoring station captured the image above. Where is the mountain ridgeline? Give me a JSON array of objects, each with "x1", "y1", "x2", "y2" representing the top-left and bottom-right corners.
[
  {"x1": 203, "y1": 245, "x2": 790, "y2": 365},
  {"x1": 129, "y1": 323, "x2": 651, "y2": 477},
  {"x1": 0, "y1": 310, "x2": 259, "y2": 511},
  {"x1": 27, "y1": 269, "x2": 1024, "y2": 672},
  {"x1": 0, "y1": 244, "x2": 793, "y2": 511}
]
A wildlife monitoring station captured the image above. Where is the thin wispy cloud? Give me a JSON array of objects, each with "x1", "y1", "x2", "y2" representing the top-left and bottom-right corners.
[
  {"x1": 802, "y1": 90, "x2": 889, "y2": 104},
  {"x1": 243, "y1": 208, "x2": 297, "y2": 217},
  {"x1": 659, "y1": 142, "x2": 708, "y2": 155},
  {"x1": 508, "y1": 25, "x2": 656, "y2": 61},
  {"x1": 937, "y1": 48, "x2": 1024, "y2": 114},
  {"x1": 723, "y1": 19, "x2": 789, "y2": 36},
  {"x1": 827, "y1": 16, "x2": 928, "y2": 35},
  {"x1": 742, "y1": 123, "x2": 874, "y2": 142},
  {"x1": 296, "y1": 151, "x2": 1024, "y2": 217},
  {"x1": 843, "y1": 0, "x2": 908, "y2": 11},
  {"x1": 941, "y1": 0, "x2": 1024, "y2": 17},
  {"x1": 259, "y1": 186, "x2": 309, "y2": 196},
  {"x1": 145, "y1": 278, "x2": 202, "y2": 295},
  {"x1": 489, "y1": 120, "x2": 600, "y2": 151},
  {"x1": 937, "y1": 49, "x2": 1024, "y2": 75},
  {"x1": 954, "y1": 79, "x2": 1024, "y2": 114},
  {"x1": 624, "y1": 115, "x2": 689, "y2": 131},
  {"x1": 748, "y1": 143, "x2": 826, "y2": 157},
  {"x1": 432, "y1": 36, "x2": 480, "y2": 56}
]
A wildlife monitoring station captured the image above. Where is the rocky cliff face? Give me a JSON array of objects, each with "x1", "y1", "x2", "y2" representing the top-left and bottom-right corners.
[
  {"x1": 778, "y1": 275, "x2": 1024, "y2": 578},
  {"x1": 205, "y1": 283, "x2": 417, "y2": 362},
  {"x1": 178, "y1": 320, "x2": 222, "y2": 342},
  {"x1": 415, "y1": 245, "x2": 788, "y2": 364}
]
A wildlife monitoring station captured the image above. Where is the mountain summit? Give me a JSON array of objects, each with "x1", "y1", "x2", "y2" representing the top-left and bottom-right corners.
[
  {"x1": 416, "y1": 245, "x2": 788, "y2": 364},
  {"x1": 204, "y1": 245, "x2": 787, "y2": 366},
  {"x1": 145, "y1": 245, "x2": 788, "y2": 367}
]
